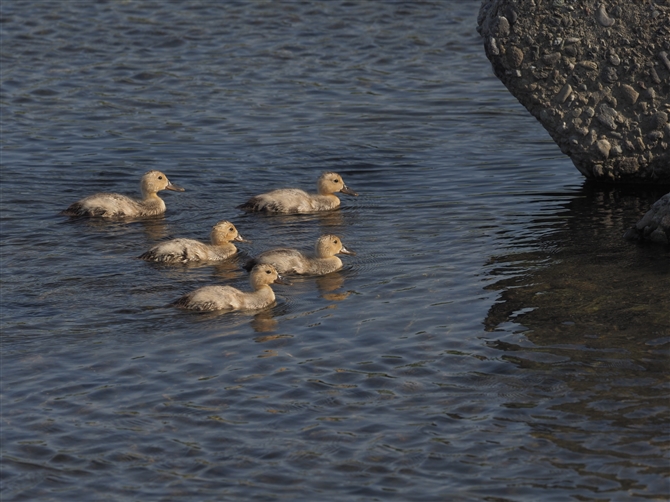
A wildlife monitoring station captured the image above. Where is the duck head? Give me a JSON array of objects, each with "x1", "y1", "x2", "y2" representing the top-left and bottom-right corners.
[{"x1": 317, "y1": 172, "x2": 358, "y2": 197}]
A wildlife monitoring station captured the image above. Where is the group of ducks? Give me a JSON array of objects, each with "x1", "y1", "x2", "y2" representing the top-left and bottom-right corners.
[{"x1": 63, "y1": 170, "x2": 358, "y2": 312}]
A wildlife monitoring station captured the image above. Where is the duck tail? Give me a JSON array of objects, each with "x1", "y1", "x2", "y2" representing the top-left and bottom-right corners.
[
  {"x1": 170, "y1": 294, "x2": 191, "y2": 309},
  {"x1": 61, "y1": 202, "x2": 84, "y2": 217},
  {"x1": 242, "y1": 257, "x2": 257, "y2": 272},
  {"x1": 237, "y1": 198, "x2": 259, "y2": 212}
]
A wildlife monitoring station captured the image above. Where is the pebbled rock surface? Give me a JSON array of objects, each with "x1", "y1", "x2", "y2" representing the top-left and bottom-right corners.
[
  {"x1": 624, "y1": 192, "x2": 670, "y2": 244},
  {"x1": 478, "y1": 0, "x2": 670, "y2": 184}
]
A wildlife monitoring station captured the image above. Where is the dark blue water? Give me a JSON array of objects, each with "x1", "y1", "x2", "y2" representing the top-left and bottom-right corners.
[{"x1": 1, "y1": 2, "x2": 668, "y2": 500}]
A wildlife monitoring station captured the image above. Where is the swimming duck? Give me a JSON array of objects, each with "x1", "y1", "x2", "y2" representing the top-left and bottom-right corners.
[
  {"x1": 62, "y1": 170, "x2": 184, "y2": 218},
  {"x1": 238, "y1": 172, "x2": 357, "y2": 213},
  {"x1": 173, "y1": 264, "x2": 288, "y2": 312},
  {"x1": 139, "y1": 220, "x2": 246, "y2": 263},
  {"x1": 244, "y1": 234, "x2": 355, "y2": 275}
]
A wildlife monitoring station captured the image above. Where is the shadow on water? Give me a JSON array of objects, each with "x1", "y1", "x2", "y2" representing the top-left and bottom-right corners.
[
  {"x1": 483, "y1": 182, "x2": 670, "y2": 487},
  {"x1": 485, "y1": 182, "x2": 669, "y2": 340}
]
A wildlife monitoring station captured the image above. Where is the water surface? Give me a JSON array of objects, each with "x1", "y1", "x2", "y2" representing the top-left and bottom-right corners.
[{"x1": 1, "y1": 1, "x2": 668, "y2": 500}]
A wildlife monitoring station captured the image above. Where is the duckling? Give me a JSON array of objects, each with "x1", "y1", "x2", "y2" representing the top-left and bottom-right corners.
[
  {"x1": 139, "y1": 220, "x2": 247, "y2": 263},
  {"x1": 173, "y1": 264, "x2": 288, "y2": 312},
  {"x1": 244, "y1": 234, "x2": 355, "y2": 275},
  {"x1": 62, "y1": 170, "x2": 184, "y2": 218},
  {"x1": 238, "y1": 171, "x2": 357, "y2": 213}
]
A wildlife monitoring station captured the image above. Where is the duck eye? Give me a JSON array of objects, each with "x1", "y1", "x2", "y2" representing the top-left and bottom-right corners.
[
  {"x1": 229, "y1": 227, "x2": 234, "y2": 231},
  {"x1": 158, "y1": 176, "x2": 163, "y2": 180},
  {"x1": 333, "y1": 179, "x2": 340, "y2": 183},
  {"x1": 266, "y1": 270, "x2": 271, "y2": 274}
]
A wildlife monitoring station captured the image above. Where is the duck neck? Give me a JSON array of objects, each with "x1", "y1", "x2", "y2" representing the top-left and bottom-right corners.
[
  {"x1": 211, "y1": 234, "x2": 233, "y2": 247},
  {"x1": 139, "y1": 190, "x2": 165, "y2": 211},
  {"x1": 316, "y1": 186, "x2": 338, "y2": 196},
  {"x1": 251, "y1": 284, "x2": 275, "y2": 301},
  {"x1": 141, "y1": 189, "x2": 162, "y2": 201}
]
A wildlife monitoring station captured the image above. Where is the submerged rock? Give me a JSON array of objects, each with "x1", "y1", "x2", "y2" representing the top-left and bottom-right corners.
[
  {"x1": 478, "y1": 0, "x2": 670, "y2": 184},
  {"x1": 624, "y1": 192, "x2": 670, "y2": 244}
]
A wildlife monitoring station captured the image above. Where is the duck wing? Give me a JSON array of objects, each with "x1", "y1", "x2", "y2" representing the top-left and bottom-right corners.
[
  {"x1": 63, "y1": 193, "x2": 142, "y2": 218},
  {"x1": 238, "y1": 189, "x2": 311, "y2": 213},
  {"x1": 252, "y1": 248, "x2": 306, "y2": 274}
]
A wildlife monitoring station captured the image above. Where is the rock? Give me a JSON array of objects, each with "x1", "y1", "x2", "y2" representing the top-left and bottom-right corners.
[
  {"x1": 556, "y1": 83, "x2": 572, "y2": 103},
  {"x1": 652, "y1": 111, "x2": 668, "y2": 130},
  {"x1": 659, "y1": 51, "x2": 670, "y2": 73},
  {"x1": 595, "y1": 4, "x2": 615, "y2": 27},
  {"x1": 619, "y1": 84, "x2": 639, "y2": 105},
  {"x1": 597, "y1": 104, "x2": 619, "y2": 130},
  {"x1": 495, "y1": 16, "x2": 510, "y2": 37},
  {"x1": 624, "y1": 193, "x2": 670, "y2": 245},
  {"x1": 508, "y1": 46, "x2": 524, "y2": 68},
  {"x1": 478, "y1": 0, "x2": 670, "y2": 184},
  {"x1": 595, "y1": 139, "x2": 611, "y2": 159}
]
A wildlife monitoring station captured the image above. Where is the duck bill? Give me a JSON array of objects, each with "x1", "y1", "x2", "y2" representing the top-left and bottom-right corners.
[
  {"x1": 339, "y1": 245, "x2": 356, "y2": 256},
  {"x1": 166, "y1": 180, "x2": 185, "y2": 192},
  {"x1": 274, "y1": 274, "x2": 292, "y2": 286},
  {"x1": 340, "y1": 184, "x2": 358, "y2": 196},
  {"x1": 234, "y1": 235, "x2": 250, "y2": 243}
]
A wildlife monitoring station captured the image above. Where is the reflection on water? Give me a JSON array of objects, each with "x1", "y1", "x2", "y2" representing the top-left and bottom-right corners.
[
  {"x1": 65, "y1": 214, "x2": 173, "y2": 242},
  {"x1": 484, "y1": 184, "x2": 670, "y2": 492},
  {"x1": 486, "y1": 184, "x2": 669, "y2": 340},
  {"x1": 316, "y1": 272, "x2": 354, "y2": 301}
]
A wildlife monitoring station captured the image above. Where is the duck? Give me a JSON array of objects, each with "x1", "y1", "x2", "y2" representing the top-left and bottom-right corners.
[
  {"x1": 173, "y1": 264, "x2": 288, "y2": 312},
  {"x1": 244, "y1": 234, "x2": 355, "y2": 275},
  {"x1": 238, "y1": 171, "x2": 357, "y2": 213},
  {"x1": 62, "y1": 170, "x2": 184, "y2": 218},
  {"x1": 139, "y1": 220, "x2": 247, "y2": 263}
]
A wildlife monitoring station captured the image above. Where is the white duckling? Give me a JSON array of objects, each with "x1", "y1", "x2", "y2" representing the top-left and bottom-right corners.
[
  {"x1": 244, "y1": 234, "x2": 355, "y2": 275},
  {"x1": 173, "y1": 264, "x2": 288, "y2": 312},
  {"x1": 238, "y1": 171, "x2": 357, "y2": 213},
  {"x1": 139, "y1": 220, "x2": 247, "y2": 263},
  {"x1": 62, "y1": 170, "x2": 184, "y2": 218}
]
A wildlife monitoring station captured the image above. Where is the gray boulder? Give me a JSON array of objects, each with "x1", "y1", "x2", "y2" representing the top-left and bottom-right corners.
[
  {"x1": 478, "y1": 0, "x2": 670, "y2": 184},
  {"x1": 624, "y1": 192, "x2": 670, "y2": 244}
]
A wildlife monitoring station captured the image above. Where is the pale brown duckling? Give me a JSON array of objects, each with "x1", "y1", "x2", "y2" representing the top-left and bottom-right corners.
[
  {"x1": 238, "y1": 172, "x2": 357, "y2": 214},
  {"x1": 140, "y1": 220, "x2": 247, "y2": 263},
  {"x1": 173, "y1": 264, "x2": 288, "y2": 312},
  {"x1": 62, "y1": 170, "x2": 184, "y2": 218},
  {"x1": 244, "y1": 234, "x2": 355, "y2": 275}
]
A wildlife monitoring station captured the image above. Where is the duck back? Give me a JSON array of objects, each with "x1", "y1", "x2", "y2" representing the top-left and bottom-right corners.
[
  {"x1": 238, "y1": 188, "x2": 339, "y2": 214},
  {"x1": 247, "y1": 248, "x2": 342, "y2": 275},
  {"x1": 245, "y1": 248, "x2": 306, "y2": 273},
  {"x1": 173, "y1": 285, "x2": 275, "y2": 312},
  {"x1": 140, "y1": 238, "x2": 236, "y2": 263},
  {"x1": 63, "y1": 192, "x2": 165, "y2": 218}
]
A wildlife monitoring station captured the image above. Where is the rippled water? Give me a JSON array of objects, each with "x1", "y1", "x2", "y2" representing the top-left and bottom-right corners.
[{"x1": 1, "y1": 2, "x2": 668, "y2": 500}]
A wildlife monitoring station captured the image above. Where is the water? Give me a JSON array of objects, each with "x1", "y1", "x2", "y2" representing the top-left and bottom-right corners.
[{"x1": 1, "y1": 1, "x2": 668, "y2": 500}]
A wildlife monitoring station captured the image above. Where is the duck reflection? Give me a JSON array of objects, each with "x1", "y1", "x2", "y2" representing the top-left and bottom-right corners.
[
  {"x1": 66, "y1": 212, "x2": 171, "y2": 241},
  {"x1": 315, "y1": 272, "x2": 352, "y2": 301},
  {"x1": 241, "y1": 208, "x2": 347, "y2": 231},
  {"x1": 250, "y1": 309, "x2": 279, "y2": 333},
  {"x1": 138, "y1": 217, "x2": 171, "y2": 241}
]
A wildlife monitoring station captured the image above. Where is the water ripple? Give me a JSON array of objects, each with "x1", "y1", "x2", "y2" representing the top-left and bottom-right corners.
[{"x1": 1, "y1": 1, "x2": 668, "y2": 500}]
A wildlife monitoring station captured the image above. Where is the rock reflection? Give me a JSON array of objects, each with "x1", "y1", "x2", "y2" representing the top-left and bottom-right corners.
[
  {"x1": 483, "y1": 182, "x2": 669, "y2": 487},
  {"x1": 485, "y1": 183, "x2": 669, "y2": 344}
]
